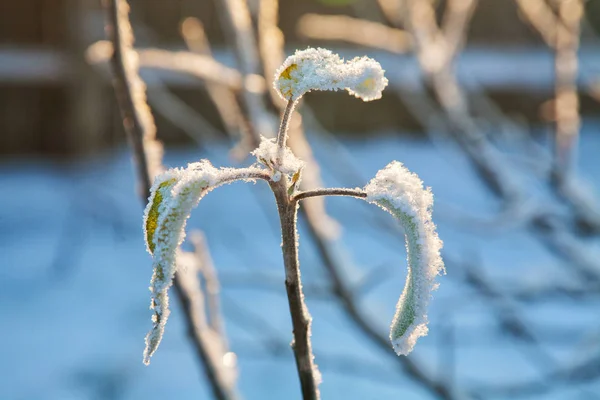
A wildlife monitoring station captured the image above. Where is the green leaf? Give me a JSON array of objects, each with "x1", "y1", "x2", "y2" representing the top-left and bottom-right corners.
[
  {"x1": 364, "y1": 161, "x2": 444, "y2": 356},
  {"x1": 145, "y1": 178, "x2": 177, "y2": 254}
]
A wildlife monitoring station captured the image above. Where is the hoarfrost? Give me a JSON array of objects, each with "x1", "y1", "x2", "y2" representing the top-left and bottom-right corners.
[
  {"x1": 364, "y1": 161, "x2": 444, "y2": 356},
  {"x1": 251, "y1": 136, "x2": 305, "y2": 180},
  {"x1": 273, "y1": 47, "x2": 388, "y2": 102}
]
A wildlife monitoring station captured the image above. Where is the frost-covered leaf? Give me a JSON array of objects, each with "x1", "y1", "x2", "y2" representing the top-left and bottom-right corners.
[
  {"x1": 273, "y1": 47, "x2": 388, "y2": 101},
  {"x1": 364, "y1": 161, "x2": 444, "y2": 356},
  {"x1": 142, "y1": 161, "x2": 266, "y2": 365},
  {"x1": 145, "y1": 176, "x2": 178, "y2": 254}
]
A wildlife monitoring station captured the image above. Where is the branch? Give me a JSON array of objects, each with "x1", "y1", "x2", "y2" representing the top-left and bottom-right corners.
[
  {"x1": 404, "y1": 0, "x2": 600, "y2": 278},
  {"x1": 270, "y1": 177, "x2": 321, "y2": 400},
  {"x1": 145, "y1": 77, "x2": 222, "y2": 144},
  {"x1": 257, "y1": 0, "x2": 286, "y2": 101},
  {"x1": 514, "y1": 0, "x2": 560, "y2": 47},
  {"x1": 176, "y1": 250, "x2": 238, "y2": 397},
  {"x1": 276, "y1": 99, "x2": 296, "y2": 152},
  {"x1": 296, "y1": 14, "x2": 412, "y2": 54},
  {"x1": 86, "y1": 40, "x2": 246, "y2": 90},
  {"x1": 102, "y1": 0, "x2": 156, "y2": 195},
  {"x1": 180, "y1": 17, "x2": 253, "y2": 153},
  {"x1": 261, "y1": 32, "x2": 466, "y2": 397},
  {"x1": 190, "y1": 232, "x2": 226, "y2": 336},
  {"x1": 454, "y1": 257, "x2": 558, "y2": 372},
  {"x1": 216, "y1": 0, "x2": 274, "y2": 146},
  {"x1": 441, "y1": 0, "x2": 478, "y2": 64},
  {"x1": 552, "y1": 0, "x2": 583, "y2": 177},
  {"x1": 293, "y1": 188, "x2": 367, "y2": 202}
]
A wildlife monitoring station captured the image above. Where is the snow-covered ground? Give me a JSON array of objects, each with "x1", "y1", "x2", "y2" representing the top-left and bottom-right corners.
[{"x1": 2, "y1": 123, "x2": 600, "y2": 399}]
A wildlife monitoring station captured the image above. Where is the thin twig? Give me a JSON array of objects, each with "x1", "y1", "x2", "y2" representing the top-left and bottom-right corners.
[
  {"x1": 270, "y1": 177, "x2": 321, "y2": 400},
  {"x1": 277, "y1": 99, "x2": 297, "y2": 151},
  {"x1": 293, "y1": 188, "x2": 367, "y2": 202},
  {"x1": 514, "y1": 0, "x2": 560, "y2": 47},
  {"x1": 216, "y1": 0, "x2": 273, "y2": 146},
  {"x1": 300, "y1": 209, "x2": 470, "y2": 400},
  {"x1": 257, "y1": 0, "x2": 286, "y2": 100},
  {"x1": 552, "y1": 0, "x2": 582, "y2": 178},
  {"x1": 102, "y1": 1, "x2": 153, "y2": 195},
  {"x1": 296, "y1": 14, "x2": 412, "y2": 54},
  {"x1": 86, "y1": 40, "x2": 245, "y2": 90},
  {"x1": 180, "y1": 17, "x2": 251, "y2": 149},
  {"x1": 190, "y1": 232, "x2": 226, "y2": 337}
]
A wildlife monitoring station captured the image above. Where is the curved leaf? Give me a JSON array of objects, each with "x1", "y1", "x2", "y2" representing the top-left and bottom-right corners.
[
  {"x1": 142, "y1": 161, "x2": 266, "y2": 364},
  {"x1": 144, "y1": 177, "x2": 178, "y2": 255},
  {"x1": 364, "y1": 161, "x2": 444, "y2": 356}
]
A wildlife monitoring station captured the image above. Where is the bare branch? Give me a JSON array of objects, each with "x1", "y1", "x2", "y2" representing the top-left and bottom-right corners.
[
  {"x1": 216, "y1": 0, "x2": 274, "y2": 146},
  {"x1": 514, "y1": 0, "x2": 560, "y2": 47},
  {"x1": 552, "y1": 0, "x2": 583, "y2": 177},
  {"x1": 258, "y1": 0, "x2": 286, "y2": 100},
  {"x1": 276, "y1": 99, "x2": 296, "y2": 152},
  {"x1": 441, "y1": 0, "x2": 478, "y2": 64},
  {"x1": 145, "y1": 77, "x2": 222, "y2": 144},
  {"x1": 138, "y1": 49, "x2": 249, "y2": 90},
  {"x1": 102, "y1": 0, "x2": 157, "y2": 195},
  {"x1": 86, "y1": 40, "x2": 246, "y2": 90},
  {"x1": 299, "y1": 209, "x2": 472, "y2": 400},
  {"x1": 180, "y1": 17, "x2": 252, "y2": 152},
  {"x1": 296, "y1": 14, "x2": 412, "y2": 54},
  {"x1": 375, "y1": 0, "x2": 406, "y2": 27},
  {"x1": 177, "y1": 250, "x2": 238, "y2": 397},
  {"x1": 269, "y1": 177, "x2": 321, "y2": 400},
  {"x1": 190, "y1": 232, "x2": 226, "y2": 336},
  {"x1": 293, "y1": 188, "x2": 367, "y2": 203}
]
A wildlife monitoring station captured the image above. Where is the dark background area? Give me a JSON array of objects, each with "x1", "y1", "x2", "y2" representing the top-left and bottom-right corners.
[{"x1": 1, "y1": 0, "x2": 599, "y2": 157}]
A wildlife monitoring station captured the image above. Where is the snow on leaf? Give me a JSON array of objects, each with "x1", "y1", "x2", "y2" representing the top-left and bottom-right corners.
[
  {"x1": 142, "y1": 162, "x2": 267, "y2": 365},
  {"x1": 273, "y1": 47, "x2": 388, "y2": 101},
  {"x1": 364, "y1": 161, "x2": 444, "y2": 356},
  {"x1": 144, "y1": 177, "x2": 178, "y2": 254},
  {"x1": 251, "y1": 136, "x2": 305, "y2": 180}
]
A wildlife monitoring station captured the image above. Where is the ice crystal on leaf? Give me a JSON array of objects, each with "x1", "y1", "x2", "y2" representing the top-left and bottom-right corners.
[
  {"x1": 364, "y1": 161, "x2": 444, "y2": 356},
  {"x1": 274, "y1": 47, "x2": 388, "y2": 102}
]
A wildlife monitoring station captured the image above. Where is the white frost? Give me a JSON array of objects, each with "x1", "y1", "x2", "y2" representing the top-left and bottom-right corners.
[
  {"x1": 273, "y1": 47, "x2": 388, "y2": 102},
  {"x1": 364, "y1": 161, "x2": 444, "y2": 356},
  {"x1": 251, "y1": 136, "x2": 305, "y2": 180}
]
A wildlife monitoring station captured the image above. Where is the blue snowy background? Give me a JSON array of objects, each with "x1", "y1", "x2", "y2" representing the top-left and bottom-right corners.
[{"x1": 3, "y1": 125, "x2": 600, "y2": 399}]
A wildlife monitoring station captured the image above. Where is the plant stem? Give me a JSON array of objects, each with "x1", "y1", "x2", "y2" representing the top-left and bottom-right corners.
[
  {"x1": 293, "y1": 188, "x2": 367, "y2": 202},
  {"x1": 277, "y1": 99, "x2": 296, "y2": 151},
  {"x1": 270, "y1": 177, "x2": 320, "y2": 400}
]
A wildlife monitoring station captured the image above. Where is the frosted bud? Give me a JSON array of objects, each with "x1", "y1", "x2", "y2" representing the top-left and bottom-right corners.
[
  {"x1": 251, "y1": 136, "x2": 305, "y2": 181},
  {"x1": 142, "y1": 162, "x2": 267, "y2": 365},
  {"x1": 274, "y1": 47, "x2": 388, "y2": 102}
]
